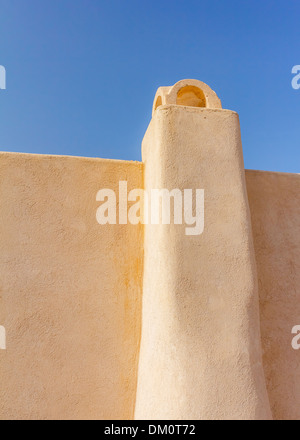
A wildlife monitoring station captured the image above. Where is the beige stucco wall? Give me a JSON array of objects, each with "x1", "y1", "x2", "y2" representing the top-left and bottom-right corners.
[
  {"x1": 135, "y1": 105, "x2": 272, "y2": 420},
  {"x1": 0, "y1": 80, "x2": 299, "y2": 420},
  {"x1": 0, "y1": 152, "x2": 143, "y2": 420},
  {"x1": 246, "y1": 170, "x2": 300, "y2": 420}
]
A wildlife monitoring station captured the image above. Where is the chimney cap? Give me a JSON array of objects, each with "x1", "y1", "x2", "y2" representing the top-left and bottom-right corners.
[{"x1": 152, "y1": 79, "x2": 222, "y2": 117}]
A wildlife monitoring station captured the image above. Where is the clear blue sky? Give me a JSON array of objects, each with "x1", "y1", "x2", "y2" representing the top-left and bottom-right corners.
[{"x1": 0, "y1": 0, "x2": 299, "y2": 172}]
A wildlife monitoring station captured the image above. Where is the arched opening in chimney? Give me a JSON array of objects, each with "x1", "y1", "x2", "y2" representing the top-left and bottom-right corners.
[
  {"x1": 154, "y1": 95, "x2": 163, "y2": 110},
  {"x1": 176, "y1": 85, "x2": 206, "y2": 108}
]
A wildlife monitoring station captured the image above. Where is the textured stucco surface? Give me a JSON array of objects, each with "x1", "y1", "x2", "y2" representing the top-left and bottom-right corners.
[
  {"x1": 0, "y1": 97, "x2": 299, "y2": 420},
  {"x1": 135, "y1": 105, "x2": 272, "y2": 420},
  {"x1": 246, "y1": 170, "x2": 300, "y2": 420},
  {"x1": 0, "y1": 152, "x2": 143, "y2": 420}
]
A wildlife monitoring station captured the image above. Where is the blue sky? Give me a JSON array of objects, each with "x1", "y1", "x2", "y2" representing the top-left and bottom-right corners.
[{"x1": 0, "y1": 0, "x2": 299, "y2": 172}]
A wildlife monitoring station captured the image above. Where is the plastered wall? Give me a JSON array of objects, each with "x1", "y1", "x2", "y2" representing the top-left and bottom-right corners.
[
  {"x1": 135, "y1": 105, "x2": 271, "y2": 420},
  {"x1": 0, "y1": 153, "x2": 143, "y2": 420},
  {"x1": 246, "y1": 170, "x2": 300, "y2": 420},
  {"x1": 0, "y1": 81, "x2": 299, "y2": 420}
]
